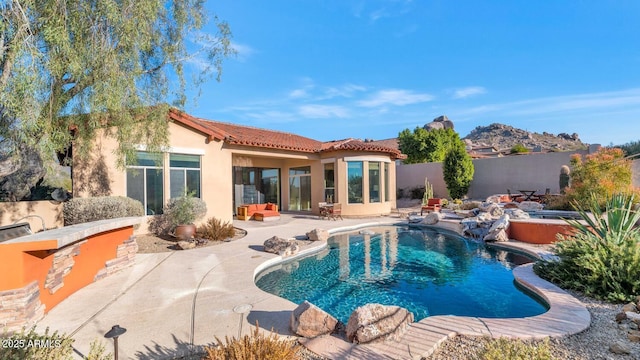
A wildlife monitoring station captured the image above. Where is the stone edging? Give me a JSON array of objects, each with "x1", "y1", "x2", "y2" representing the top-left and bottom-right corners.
[{"x1": 260, "y1": 221, "x2": 591, "y2": 359}]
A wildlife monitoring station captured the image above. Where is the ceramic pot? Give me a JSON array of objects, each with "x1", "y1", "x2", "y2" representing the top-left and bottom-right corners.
[{"x1": 174, "y1": 224, "x2": 196, "y2": 240}]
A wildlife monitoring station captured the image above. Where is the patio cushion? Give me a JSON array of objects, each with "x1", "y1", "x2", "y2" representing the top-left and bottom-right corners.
[{"x1": 265, "y1": 203, "x2": 277, "y2": 211}]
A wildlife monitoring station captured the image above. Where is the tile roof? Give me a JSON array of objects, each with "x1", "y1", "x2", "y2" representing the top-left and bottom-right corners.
[{"x1": 169, "y1": 108, "x2": 405, "y2": 159}]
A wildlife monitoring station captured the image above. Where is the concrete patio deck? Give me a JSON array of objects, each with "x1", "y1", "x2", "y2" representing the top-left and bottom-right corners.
[{"x1": 35, "y1": 214, "x2": 590, "y2": 359}]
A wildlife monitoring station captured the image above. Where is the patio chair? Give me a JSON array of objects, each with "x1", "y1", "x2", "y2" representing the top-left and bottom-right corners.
[
  {"x1": 329, "y1": 203, "x2": 343, "y2": 220},
  {"x1": 420, "y1": 198, "x2": 443, "y2": 215}
]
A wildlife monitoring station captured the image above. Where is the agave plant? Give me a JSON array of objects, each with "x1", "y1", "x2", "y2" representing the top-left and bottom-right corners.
[
  {"x1": 534, "y1": 192, "x2": 640, "y2": 302},
  {"x1": 567, "y1": 192, "x2": 640, "y2": 245}
]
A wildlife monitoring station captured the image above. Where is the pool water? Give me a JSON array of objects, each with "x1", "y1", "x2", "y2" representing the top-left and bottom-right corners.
[{"x1": 255, "y1": 226, "x2": 548, "y2": 323}]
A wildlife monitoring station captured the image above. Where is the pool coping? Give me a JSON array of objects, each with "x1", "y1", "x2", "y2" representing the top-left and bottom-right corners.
[{"x1": 279, "y1": 223, "x2": 591, "y2": 360}]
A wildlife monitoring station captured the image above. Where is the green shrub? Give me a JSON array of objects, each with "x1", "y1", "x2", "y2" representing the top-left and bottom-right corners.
[
  {"x1": 542, "y1": 194, "x2": 572, "y2": 211},
  {"x1": 443, "y1": 141, "x2": 474, "y2": 200},
  {"x1": 0, "y1": 326, "x2": 73, "y2": 360},
  {"x1": 164, "y1": 194, "x2": 207, "y2": 226},
  {"x1": 0, "y1": 326, "x2": 111, "y2": 360},
  {"x1": 197, "y1": 217, "x2": 235, "y2": 241},
  {"x1": 510, "y1": 144, "x2": 529, "y2": 154},
  {"x1": 534, "y1": 193, "x2": 640, "y2": 302},
  {"x1": 63, "y1": 196, "x2": 144, "y2": 225},
  {"x1": 204, "y1": 323, "x2": 301, "y2": 360},
  {"x1": 477, "y1": 337, "x2": 553, "y2": 360}
]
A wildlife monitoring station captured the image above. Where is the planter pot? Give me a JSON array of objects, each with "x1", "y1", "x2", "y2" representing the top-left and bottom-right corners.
[{"x1": 174, "y1": 224, "x2": 196, "y2": 241}]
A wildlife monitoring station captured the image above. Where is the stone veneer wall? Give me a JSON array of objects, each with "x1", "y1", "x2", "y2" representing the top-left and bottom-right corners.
[
  {"x1": 94, "y1": 235, "x2": 138, "y2": 281},
  {"x1": 0, "y1": 281, "x2": 45, "y2": 332},
  {"x1": 45, "y1": 241, "x2": 85, "y2": 294}
]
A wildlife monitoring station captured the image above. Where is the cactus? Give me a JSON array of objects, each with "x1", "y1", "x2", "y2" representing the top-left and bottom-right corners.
[
  {"x1": 422, "y1": 177, "x2": 434, "y2": 205},
  {"x1": 559, "y1": 165, "x2": 571, "y2": 194}
]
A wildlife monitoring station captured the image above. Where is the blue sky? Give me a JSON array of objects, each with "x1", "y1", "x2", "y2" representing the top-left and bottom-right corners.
[{"x1": 183, "y1": 1, "x2": 640, "y2": 146}]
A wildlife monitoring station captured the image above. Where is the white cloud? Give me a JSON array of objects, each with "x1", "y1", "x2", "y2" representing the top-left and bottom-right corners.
[
  {"x1": 453, "y1": 86, "x2": 487, "y2": 99},
  {"x1": 231, "y1": 42, "x2": 256, "y2": 61},
  {"x1": 454, "y1": 88, "x2": 640, "y2": 118},
  {"x1": 289, "y1": 89, "x2": 309, "y2": 98},
  {"x1": 298, "y1": 105, "x2": 350, "y2": 118},
  {"x1": 322, "y1": 84, "x2": 367, "y2": 99},
  {"x1": 357, "y1": 89, "x2": 434, "y2": 107}
]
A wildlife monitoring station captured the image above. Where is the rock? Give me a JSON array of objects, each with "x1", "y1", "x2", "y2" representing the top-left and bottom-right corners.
[
  {"x1": 626, "y1": 311, "x2": 640, "y2": 324},
  {"x1": 346, "y1": 304, "x2": 413, "y2": 344},
  {"x1": 476, "y1": 212, "x2": 495, "y2": 222},
  {"x1": 290, "y1": 301, "x2": 339, "y2": 338},
  {"x1": 609, "y1": 340, "x2": 631, "y2": 354},
  {"x1": 623, "y1": 302, "x2": 638, "y2": 313},
  {"x1": 484, "y1": 228, "x2": 509, "y2": 242},
  {"x1": 628, "y1": 330, "x2": 640, "y2": 343},
  {"x1": 263, "y1": 236, "x2": 299, "y2": 257},
  {"x1": 504, "y1": 202, "x2": 519, "y2": 209},
  {"x1": 176, "y1": 241, "x2": 196, "y2": 250},
  {"x1": 306, "y1": 228, "x2": 329, "y2": 242},
  {"x1": 479, "y1": 203, "x2": 503, "y2": 218},
  {"x1": 616, "y1": 312, "x2": 628, "y2": 323},
  {"x1": 636, "y1": 295, "x2": 640, "y2": 308},
  {"x1": 485, "y1": 195, "x2": 501, "y2": 204},
  {"x1": 518, "y1": 201, "x2": 544, "y2": 211},
  {"x1": 504, "y1": 209, "x2": 530, "y2": 219},
  {"x1": 0, "y1": 144, "x2": 47, "y2": 201},
  {"x1": 488, "y1": 214, "x2": 510, "y2": 232},
  {"x1": 422, "y1": 212, "x2": 444, "y2": 225},
  {"x1": 424, "y1": 115, "x2": 454, "y2": 131}
]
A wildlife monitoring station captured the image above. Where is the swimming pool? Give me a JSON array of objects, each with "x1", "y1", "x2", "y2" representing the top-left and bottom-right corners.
[{"x1": 255, "y1": 226, "x2": 548, "y2": 323}]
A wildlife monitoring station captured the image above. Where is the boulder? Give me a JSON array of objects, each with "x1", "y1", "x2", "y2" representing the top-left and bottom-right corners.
[
  {"x1": 423, "y1": 115, "x2": 454, "y2": 131},
  {"x1": 479, "y1": 203, "x2": 503, "y2": 218},
  {"x1": 484, "y1": 229, "x2": 509, "y2": 242},
  {"x1": 626, "y1": 311, "x2": 640, "y2": 324},
  {"x1": 616, "y1": 312, "x2": 628, "y2": 323},
  {"x1": 422, "y1": 212, "x2": 444, "y2": 225},
  {"x1": 623, "y1": 302, "x2": 638, "y2": 313},
  {"x1": 518, "y1": 201, "x2": 544, "y2": 211},
  {"x1": 488, "y1": 214, "x2": 510, "y2": 232},
  {"x1": 504, "y1": 209, "x2": 530, "y2": 219},
  {"x1": 263, "y1": 236, "x2": 299, "y2": 257},
  {"x1": 176, "y1": 241, "x2": 196, "y2": 250},
  {"x1": 346, "y1": 304, "x2": 413, "y2": 344},
  {"x1": 628, "y1": 330, "x2": 640, "y2": 343},
  {"x1": 306, "y1": 228, "x2": 330, "y2": 242},
  {"x1": 609, "y1": 341, "x2": 631, "y2": 354},
  {"x1": 290, "y1": 301, "x2": 339, "y2": 338}
]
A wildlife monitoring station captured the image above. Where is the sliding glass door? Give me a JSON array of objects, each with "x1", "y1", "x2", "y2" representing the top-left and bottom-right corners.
[{"x1": 289, "y1": 166, "x2": 311, "y2": 211}]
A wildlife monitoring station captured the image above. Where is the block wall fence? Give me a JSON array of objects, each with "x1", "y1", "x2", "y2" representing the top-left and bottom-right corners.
[{"x1": 395, "y1": 147, "x2": 638, "y2": 200}]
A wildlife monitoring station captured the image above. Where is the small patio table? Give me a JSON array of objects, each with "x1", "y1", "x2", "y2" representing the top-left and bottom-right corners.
[
  {"x1": 518, "y1": 190, "x2": 538, "y2": 201},
  {"x1": 319, "y1": 203, "x2": 333, "y2": 220}
]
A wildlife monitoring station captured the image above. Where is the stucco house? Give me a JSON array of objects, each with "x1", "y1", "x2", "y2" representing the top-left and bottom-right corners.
[{"x1": 73, "y1": 108, "x2": 405, "y2": 224}]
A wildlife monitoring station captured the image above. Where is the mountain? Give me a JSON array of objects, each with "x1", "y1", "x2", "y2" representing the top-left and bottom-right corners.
[{"x1": 462, "y1": 123, "x2": 588, "y2": 153}]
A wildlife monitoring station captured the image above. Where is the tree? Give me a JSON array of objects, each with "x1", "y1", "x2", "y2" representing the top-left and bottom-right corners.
[
  {"x1": 443, "y1": 140, "x2": 475, "y2": 200},
  {"x1": 0, "y1": 0, "x2": 234, "y2": 174},
  {"x1": 398, "y1": 127, "x2": 461, "y2": 164},
  {"x1": 618, "y1": 139, "x2": 640, "y2": 157}
]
